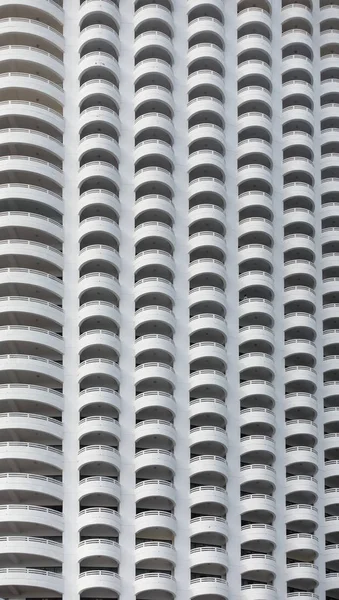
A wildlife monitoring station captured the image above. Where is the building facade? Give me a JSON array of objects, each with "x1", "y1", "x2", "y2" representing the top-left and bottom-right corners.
[{"x1": 0, "y1": 0, "x2": 337, "y2": 599}]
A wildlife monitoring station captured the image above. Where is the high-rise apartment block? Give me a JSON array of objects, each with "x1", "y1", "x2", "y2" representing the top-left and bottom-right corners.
[{"x1": 0, "y1": 0, "x2": 337, "y2": 599}]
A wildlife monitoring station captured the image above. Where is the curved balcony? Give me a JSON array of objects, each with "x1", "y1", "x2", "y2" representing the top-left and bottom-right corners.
[
  {"x1": 241, "y1": 583, "x2": 276, "y2": 600},
  {"x1": 135, "y1": 419, "x2": 176, "y2": 445},
  {"x1": 135, "y1": 540, "x2": 175, "y2": 565},
  {"x1": 239, "y1": 380, "x2": 274, "y2": 405},
  {"x1": 0, "y1": 239, "x2": 63, "y2": 272},
  {"x1": 237, "y1": 59, "x2": 271, "y2": 85},
  {"x1": 240, "y1": 493, "x2": 275, "y2": 516},
  {"x1": 189, "y1": 398, "x2": 227, "y2": 421},
  {"x1": 238, "y1": 244, "x2": 272, "y2": 268},
  {"x1": 135, "y1": 113, "x2": 174, "y2": 140},
  {"x1": 79, "y1": 506, "x2": 120, "y2": 533},
  {"x1": 135, "y1": 479, "x2": 175, "y2": 505},
  {"x1": 189, "y1": 312, "x2": 226, "y2": 336},
  {"x1": 325, "y1": 515, "x2": 339, "y2": 536},
  {"x1": 189, "y1": 426, "x2": 227, "y2": 450},
  {"x1": 0, "y1": 383, "x2": 63, "y2": 412},
  {"x1": 80, "y1": 0, "x2": 120, "y2": 26},
  {"x1": 188, "y1": 16, "x2": 224, "y2": 40},
  {"x1": 324, "y1": 407, "x2": 339, "y2": 426},
  {"x1": 285, "y1": 446, "x2": 318, "y2": 469},
  {"x1": 79, "y1": 106, "x2": 120, "y2": 139},
  {"x1": 78, "y1": 570, "x2": 121, "y2": 595},
  {"x1": 239, "y1": 352, "x2": 274, "y2": 374},
  {"x1": 135, "y1": 448, "x2": 175, "y2": 473},
  {"x1": 79, "y1": 416, "x2": 120, "y2": 442},
  {"x1": 190, "y1": 546, "x2": 227, "y2": 569},
  {"x1": 79, "y1": 330, "x2": 120, "y2": 359},
  {"x1": 135, "y1": 362, "x2": 175, "y2": 387},
  {"x1": 284, "y1": 366, "x2": 317, "y2": 388},
  {"x1": 135, "y1": 510, "x2": 176, "y2": 535},
  {"x1": 0, "y1": 324, "x2": 63, "y2": 354},
  {"x1": 189, "y1": 258, "x2": 226, "y2": 283},
  {"x1": 188, "y1": 176, "x2": 226, "y2": 200},
  {"x1": 240, "y1": 435, "x2": 275, "y2": 455},
  {"x1": 190, "y1": 515, "x2": 228, "y2": 539},
  {"x1": 0, "y1": 44, "x2": 64, "y2": 79},
  {"x1": 79, "y1": 387, "x2": 121, "y2": 414},
  {"x1": 189, "y1": 286, "x2": 226, "y2": 312},
  {"x1": 239, "y1": 271, "x2": 273, "y2": 293},
  {"x1": 134, "y1": 167, "x2": 174, "y2": 196},
  {"x1": 135, "y1": 572, "x2": 176, "y2": 596},
  {"x1": 135, "y1": 305, "x2": 175, "y2": 332},
  {"x1": 240, "y1": 553, "x2": 276, "y2": 576},
  {"x1": 0, "y1": 503, "x2": 63, "y2": 531},
  {"x1": 134, "y1": 141, "x2": 174, "y2": 168},
  {"x1": 283, "y1": 182, "x2": 314, "y2": 206},
  {"x1": 0, "y1": 182, "x2": 63, "y2": 216},
  {"x1": 78, "y1": 538, "x2": 120, "y2": 563},
  {"x1": 284, "y1": 340, "x2": 316, "y2": 362},
  {"x1": 324, "y1": 432, "x2": 339, "y2": 452},
  {"x1": 0, "y1": 72, "x2": 64, "y2": 107},
  {"x1": 78, "y1": 358, "x2": 120, "y2": 385},
  {"x1": 0, "y1": 441, "x2": 63, "y2": 469},
  {"x1": 0, "y1": 127, "x2": 63, "y2": 161},
  {"x1": 188, "y1": 96, "x2": 224, "y2": 120},
  {"x1": 0, "y1": 534, "x2": 62, "y2": 561},
  {"x1": 285, "y1": 419, "x2": 317, "y2": 440},
  {"x1": 237, "y1": 5, "x2": 271, "y2": 27},
  {"x1": 285, "y1": 475, "x2": 318, "y2": 497},
  {"x1": 189, "y1": 203, "x2": 225, "y2": 227},
  {"x1": 190, "y1": 455, "x2": 228, "y2": 479},
  {"x1": 284, "y1": 286, "x2": 315, "y2": 307},
  {"x1": 79, "y1": 50, "x2": 119, "y2": 82},
  {"x1": 134, "y1": 194, "x2": 174, "y2": 221},
  {"x1": 240, "y1": 464, "x2": 276, "y2": 488},
  {"x1": 79, "y1": 272, "x2": 120, "y2": 301},
  {"x1": 135, "y1": 391, "x2": 176, "y2": 417},
  {"x1": 239, "y1": 325, "x2": 274, "y2": 348},
  {"x1": 134, "y1": 277, "x2": 175, "y2": 303},
  {"x1": 326, "y1": 572, "x2": 339, "y2": 593},
  {"x1": 79, "y1": 79, "x2": 120, "y2": 108},
  {"x1": 240, "y1": 407, "x2": 275, "y2": 429},
  {"x1": 79, "y1": 476, "x2": 121, "y2": 503},
  {"x1": 78, "y1": 161, "x2": 120, "y2": 191},
  {"x1": 0, "y1": 567, "x2": 63, "y2": 595},
  {"x1": 190, "y1": 577, "x2": 228, "y2": 598},
  {"x1": 189, "y1": 485, "x2": 227, "y2": 507},
  {"x1": 79, "y1": 301, "x2": 120, "y2": 330},
  {"x1": 134, "y1": 85, "x2": 173, "y2": 113},
  {"x1": 0, "y1": 207, "x2": 63, "y2": 241},
  {"x1": 189, "y1": 370, "x2": 227, "y2": 394},
  {"x1": 0, "y1": 411, "x2": 63, "y2": 440},
  {"x1": 78, "y1": 445, "x2": 120, "y2": 472},
  {"x1": 79, "y1": 23, "x2": 120, "y2": 56},
  {"x1": 134, "y1": 58, "x2": 173, "y2": 88},
  {"x1": 0, "y1": 472, "x2": 63, "y2": 502},
  {"x1": 135, "y1": 31, "x2": 173, "y2": 61},
  {"x1": 241, "y1": 523, "x2": 276, "y2": 546},
  {"x1": 135, "y1": 334, "x2": 175, "y2": 360},
  {"x1": 286, "y1": 562, "x2": 319, "y2": 585},
  {"x1": 286, "y1": 504, "x2": 318, "y2": 527},
  {"x1": 134, "y1": 3, "x2": 173, "y2": 28},
  {"x1": 237, "y1": 164, "x2": 272, "y2": 188},
  {"x1": 286, "y1": 533, "x2": 319, "y2": 556},
  {"x1": 284, "y1": 312, "x2": 316, "y2": 332},
  {"x1": 78, "y1": 134, "x2": 120, "y2": 167},
  {"x1": 134, "y1": 220, "x2": 174, "y2": 247},
  {"x1": 0, "y1": 155, "x2": 63, "y2": 189}
]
